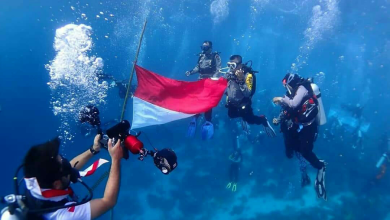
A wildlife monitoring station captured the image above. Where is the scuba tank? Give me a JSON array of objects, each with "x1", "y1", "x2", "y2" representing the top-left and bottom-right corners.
[
  {"x1": 376, "y1": 153, "x2": 388, "y2": 168},
  {"x1": 310, "y1": 83, "x2": 327, "y2": 125}
]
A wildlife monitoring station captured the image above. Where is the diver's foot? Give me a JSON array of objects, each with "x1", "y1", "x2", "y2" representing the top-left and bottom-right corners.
[
  {"x1": 314, "y1": 161, "x2": 327, "y2": 201},
  {"x1": 201, "y1": 121, "x2": 214, "y2": 140},
  {"x1": 186, "y1": 117, "x2": 197, "y2": 138}
]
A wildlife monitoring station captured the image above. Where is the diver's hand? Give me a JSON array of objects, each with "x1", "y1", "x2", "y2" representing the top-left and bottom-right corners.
[
  {"x1": 93, "y1": 134, "x2": 102, "y2": 152},
  {"x1": 260, "y1": 116, "x2": 276, "y2": 137},
  {"x1": 108, "y1": 139, "x2": 123, "y2": 161},
  {"x1": 273, "y1": 118, "x2": 280, "y2": 126},
  {"x1": 235, "y1": 69, "x2": 244, "y2": 80},
  {"x1": 185, "y1": 71, "x2": 191, "y2": 76},
  {"x1": 273, "y1": 97, "x2": 282, "y2": 105}
]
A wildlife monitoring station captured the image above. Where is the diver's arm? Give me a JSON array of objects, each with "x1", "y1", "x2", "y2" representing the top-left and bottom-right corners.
[
  {"x1": 90, "y1": 139, "x2": 122, "y2": 219},
  {"x1": 280, "y1": 86, "x2": 308, "y2": 109},
  {"x1": 70, "y1": 134, "x2": 101, "y2": 170},
  {"x1": 189, "y1": 64, "x2": 200, "y2": 75}
]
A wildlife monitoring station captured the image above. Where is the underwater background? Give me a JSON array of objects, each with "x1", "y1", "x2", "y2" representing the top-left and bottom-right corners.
[{"x1": 0, "y1": 0, "x2": 389, "y2": 219}]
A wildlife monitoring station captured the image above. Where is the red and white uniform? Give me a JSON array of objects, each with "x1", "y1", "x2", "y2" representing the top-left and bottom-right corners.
[{"x1": 25, "y1": 178, "x2": 91, "y2": 220}]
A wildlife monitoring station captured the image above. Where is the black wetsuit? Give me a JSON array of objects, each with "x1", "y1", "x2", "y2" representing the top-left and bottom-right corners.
[
  {"x1": 228, "y1": 102, "x2": 266, "y2": 125},
  {"x1": 282, "y1": 120, "x2": 323, "y2": 169}
]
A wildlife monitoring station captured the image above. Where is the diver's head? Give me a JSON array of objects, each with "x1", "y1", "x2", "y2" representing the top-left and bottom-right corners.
[
  {"x1": 201, "y1": 41, "x2": 212, "y2": 54},
  {"x1": 23, "y1": 137, "x2": 78, "y2": 190},
  {"x1": 228, "y1": 55, "x2": 243, "y2": 71},
  {"x1": 282, "y1": 73, "x2": 301, "y2": 94}
]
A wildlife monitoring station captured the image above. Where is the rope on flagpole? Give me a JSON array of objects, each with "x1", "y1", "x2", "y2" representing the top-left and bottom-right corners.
[{"x1": 90, "y1": 19, "x2": 148, "y2": 220}]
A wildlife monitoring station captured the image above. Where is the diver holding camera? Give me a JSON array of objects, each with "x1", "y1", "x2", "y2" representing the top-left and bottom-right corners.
[
  {"x1": 1, "y1": 106, "x2": 178, "y2": 220},
  {"x1": 1, "y1": 134, "x2": 122, "y2": 220}
]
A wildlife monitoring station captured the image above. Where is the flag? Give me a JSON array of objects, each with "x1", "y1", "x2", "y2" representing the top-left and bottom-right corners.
[
  {"x1": 131, "y1": 65, "x2": 227, "y2": 129},
  {"x1": 79, "y1": 159, "x2": 109, "y2": 177}
]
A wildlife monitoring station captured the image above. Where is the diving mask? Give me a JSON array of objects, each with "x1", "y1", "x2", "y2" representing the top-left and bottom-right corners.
[
  {"x1": 227, "y1": 62, "x2": 238, "y2": 70},
  {"x1": 201, "y1": 45, "x2": 211, "y2": 52}
]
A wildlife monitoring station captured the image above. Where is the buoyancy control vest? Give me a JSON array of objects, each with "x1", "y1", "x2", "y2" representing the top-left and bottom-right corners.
[
  {"x1": 286, "y1": 79, "x2": 319, "y2": 125},
  {"x1": 241, "y1": 64, "x2": 257, "y2": 97},
  {"x1": 197, "y1": 52, "x2": 219, "y2": 76}
]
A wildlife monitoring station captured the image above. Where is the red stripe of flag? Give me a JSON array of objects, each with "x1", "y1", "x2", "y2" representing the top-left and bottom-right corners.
[
  {"x1": 84, "y1": 160, "x2": 100, "y2": 177},
  {"x1": 134, "y1": 65, "x2": 227, "y2": 114}
]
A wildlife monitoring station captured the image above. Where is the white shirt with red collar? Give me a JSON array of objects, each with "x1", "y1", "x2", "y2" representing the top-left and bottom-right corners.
[
  {"x1": 43, "y1": 202, "x2": 90, "y2": 220},
  {"x1": 25, "y1": 178, "x2": 91, "y2": 220}
]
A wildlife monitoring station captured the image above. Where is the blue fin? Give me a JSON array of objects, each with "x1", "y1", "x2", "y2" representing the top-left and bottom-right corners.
[
  {"x1": 186, "y1": 117, "x2": 197, "y2": 138},
  {"x1": 201, "y1": 121, "x2": 214, "y2": 140}
]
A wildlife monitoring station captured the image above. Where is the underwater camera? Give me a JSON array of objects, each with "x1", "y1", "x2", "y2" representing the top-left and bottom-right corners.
[{"x1": 101, "y1": 120, "x2": 178, "y2": 175}]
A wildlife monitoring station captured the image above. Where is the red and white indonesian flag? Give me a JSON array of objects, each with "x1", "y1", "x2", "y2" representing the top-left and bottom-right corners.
[
  {"x1": 79, "y1": 159, "x2": 109, "y2": 177},
  {"x1": 131, "y1": 65, "x2": 227, "y2": 129}
]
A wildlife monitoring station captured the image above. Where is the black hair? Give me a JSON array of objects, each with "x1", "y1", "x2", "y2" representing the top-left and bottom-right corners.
[
  {"x1": 283, "y1": 73, "x2": 302, "y2": 89},
  {"x1": 23, "y1": 137, "x2": 62, "y2": 188},
  {"x1": 229, "y1": 55, "x2": 242, "y2": 64},
  {"x1": 203, "y1": 41, "x2": 212, "y2": 47}
]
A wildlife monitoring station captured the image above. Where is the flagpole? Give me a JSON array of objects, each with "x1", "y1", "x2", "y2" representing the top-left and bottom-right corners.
[
  {"x1": 90, "y1": 20, "x2": 147, "y2": 220},
  {"x1": 120, "y1": 19, "x2": 148, "y2": 121}
]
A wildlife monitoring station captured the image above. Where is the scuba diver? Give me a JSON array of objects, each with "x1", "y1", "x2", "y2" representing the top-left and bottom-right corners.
[
  {"x1": 0, "y1": 134, "x2": 123, "y2": 220},
  {"x1": 226, "y1": 136, "x2": 243, "y2": 192},
  {"x1": 273, "y1": 73, "x2": 327, "y2": 200},
  {"x1": 185, "y1": 41, "x2": 221, "y2": 140},
  {"x1": 79, "y1": 105, "x2": 120, "y2": 137},
  {"x1": 341, "y1": 103, "x2": 366, "y2": 151},
  {"x1": 375, "y1": 133, "x2": 390, "y2": 179},
  {"x1": 224, "y1": 55, "x2": 276, "y2": 138},
  {"x1": 97, "y1": 73, "x2": 136, "y2": 99}
]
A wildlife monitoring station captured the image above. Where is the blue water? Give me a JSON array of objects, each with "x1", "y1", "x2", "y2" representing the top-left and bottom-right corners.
[{"x1": 0, "y1": 0, "x2": 389, "y2": 219}]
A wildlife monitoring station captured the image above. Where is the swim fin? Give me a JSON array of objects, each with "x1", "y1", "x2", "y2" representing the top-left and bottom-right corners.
[
  {"x1": 186, "y1": 117, "x2": 197, "y2": 138},
  {"x1": 232, "y1": 183, "x2": 237, "y2": 192},
  {"x1": 226, "y1": 182, "x2": 232, "y2": 189},
  {"x1": 315, "y1": 162, "x2": 327, "y2": 201},
  {"x1": 201, "y1": 121, "x2": 214, "y2": 140}
]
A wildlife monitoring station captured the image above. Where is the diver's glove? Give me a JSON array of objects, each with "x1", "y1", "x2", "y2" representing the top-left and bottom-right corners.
[
  {"x1": 260, "y1": 115, "x2": 276, "y2": 137},
  {"x1": 185, "y1": 71, "x2": 192, "y2": 76}
]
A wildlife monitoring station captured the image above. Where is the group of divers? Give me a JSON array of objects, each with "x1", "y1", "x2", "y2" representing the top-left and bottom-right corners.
[
  {"x1": 98, "y1": 40, "x2": 329, "y2": 200},
  {"x1": 2, "y1": 41, "x2": 390, "y2": 220}
]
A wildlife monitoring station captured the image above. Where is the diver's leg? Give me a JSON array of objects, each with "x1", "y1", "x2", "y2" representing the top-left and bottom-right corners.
[
  {"x1": 228, "y1": 106, "x2": 241, "y2": 119},
  {"x1": 299, "y1": 123, "x2": 324, "y2": 170},
  {"x1": 205, "y1": 109, "x2": 212, "y2": 122},
  {"x1": 283, "y1": 130, "x2": 296, "y2": 159}
]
